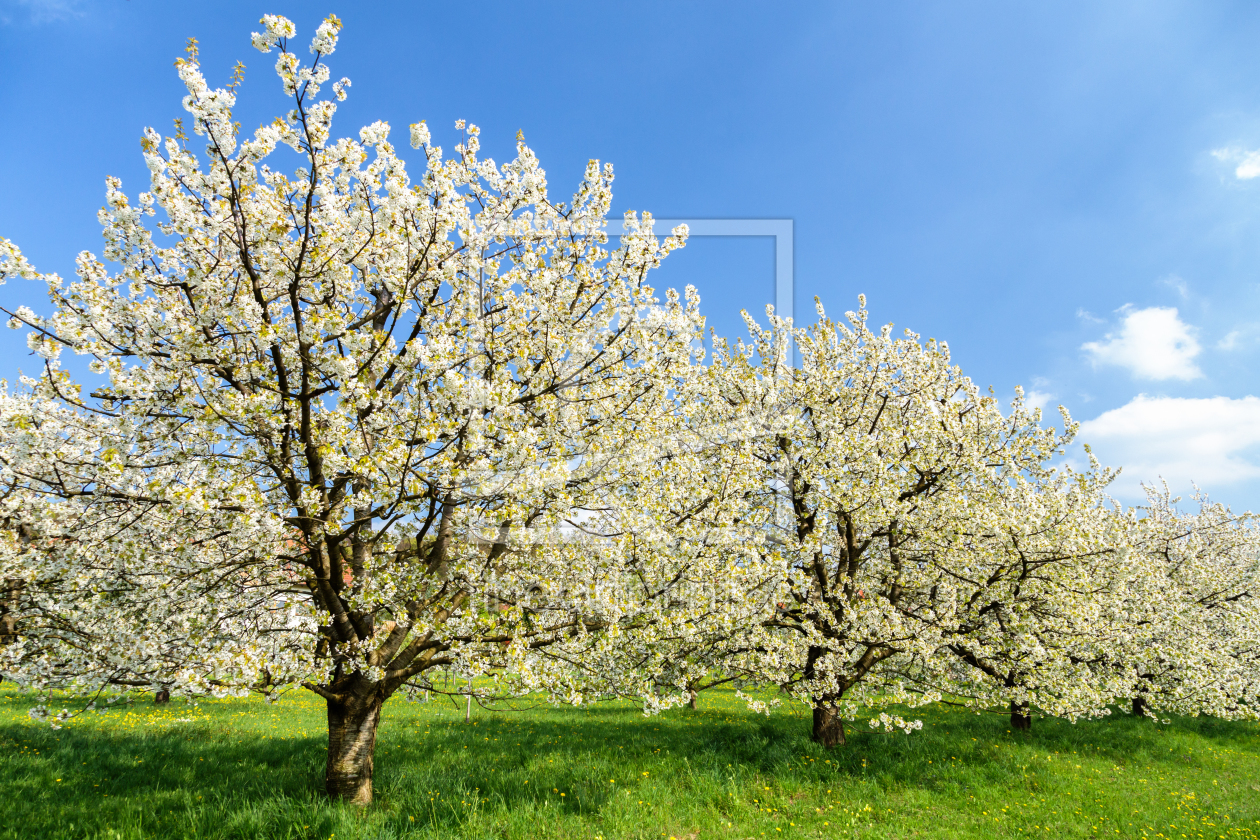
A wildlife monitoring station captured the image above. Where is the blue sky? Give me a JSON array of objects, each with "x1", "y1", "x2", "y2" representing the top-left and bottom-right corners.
[{"x1": 3, "y1": 0, "x2": 1260, "y2": 510}]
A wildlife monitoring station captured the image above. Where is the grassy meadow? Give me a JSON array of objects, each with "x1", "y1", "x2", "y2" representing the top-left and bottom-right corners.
[{"x1": 1, "y1": 683, "x2": 1258, "y2": 839}]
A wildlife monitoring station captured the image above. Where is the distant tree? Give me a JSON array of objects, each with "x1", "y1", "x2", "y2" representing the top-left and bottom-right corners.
[
  {"x1": 928, "y1": 461, "x2": 1141, "y2": 733},
  {"x1": 695, "y1": 301, "x2": 1136, "y2": 748},
  {"x1": 943, "y1": 486, "x2": 1260, "y2": 732},
  {"x1": 1121, "y1": 490, "x2": 1260, "y2": 721}
]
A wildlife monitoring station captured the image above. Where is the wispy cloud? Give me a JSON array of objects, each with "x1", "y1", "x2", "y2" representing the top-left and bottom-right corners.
[
  {"x1": 1219, "y1": 330, "x2": 1242, "y2": 351},
  {"x1": 1081, "y1": 305, "x2": 1202, "y2": 381},
  {"x1": 1212, "y1": 146, "x2": 1260, "y2": 180},
  {"x1": 1075, "y1": 308, "x2": 1105, "y2": 324},
  {"x1": 0, "y1": 0, "x2": 85, "y2": 25},
  {"x1": 1217, "y1": 324, "x2": 1258, "y2": 352},
  {"x1": 1159, "y1": 274, "x2": 1188, "y2": 298},
  {"x1": 1080, "y1": 395, "x2": 1260, "y2": 499}
]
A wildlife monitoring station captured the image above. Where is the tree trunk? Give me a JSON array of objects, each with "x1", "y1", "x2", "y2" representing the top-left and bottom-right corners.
[
  {"x1": 688, "y1": 689, "x2": 698, "y2": 710},
  {"x1": 1010, "y1": 701, "x2": 1031, "y2": 731},
  {"x1": 1132, "y1": 695, "x2": 1148, "y2": 717},
  {"x1": 326, "y1": 692, "x2": 383, "y2": 805},
  {"x1": 154, "y1": 687, "x2": 170, "y2": 705},
  {"x1": 811, "y1": 703, "x2": 846, "y2": 748}
]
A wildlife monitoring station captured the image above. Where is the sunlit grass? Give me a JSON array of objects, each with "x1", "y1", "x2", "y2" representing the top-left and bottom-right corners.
[{"x1": 1, "y1": 683, "x2": 1258, "y2": 838}]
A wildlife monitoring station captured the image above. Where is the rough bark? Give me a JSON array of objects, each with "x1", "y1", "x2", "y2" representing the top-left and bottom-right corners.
[
  {"x1": 811, "y1": 703, "x2": 846, "y2": 748},
  {"x1": 1010, "y1": 701, "x2": 1032, "y2": 731},
  {"x1": 154, "y1": 687, "x2": 170, "y2": 705},
  {"x1": 0, "y1": 592, "x2": 14, "y2": 686},
  {"x1": 0, "y1": 577, "x2": 22, "y2": 646},
  {"x1": 688, "y1": 689, "x2": 698, "y2": 710},
  {"x1": 803, "y1": 645, "x2": 846, "y2": 748},
  {"x1": 1132, "y1": 695, "x2": 1148, "y2": 717},
  {"x1": 326, "y1": 689, "x2": 384, "y2": 805}
]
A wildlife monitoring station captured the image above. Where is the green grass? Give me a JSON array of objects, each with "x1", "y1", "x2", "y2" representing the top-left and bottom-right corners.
[{"x1": 1, "y1": 684, "x2": 1258, "y2": 839}]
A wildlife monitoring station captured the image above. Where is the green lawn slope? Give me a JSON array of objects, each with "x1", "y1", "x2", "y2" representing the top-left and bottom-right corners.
[{"x1": 1, "y1": 685, "x2": 1257, "y2": 839}]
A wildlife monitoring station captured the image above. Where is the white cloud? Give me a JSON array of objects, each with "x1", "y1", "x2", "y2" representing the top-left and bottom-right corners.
[
  {"x1": 1079, "y1": 395, "x2": 1260, "y2": 498},
  {"x1": 1211, "y1": 146, "x2": 1260, "y2": 180},
  {"x1": 1025, "y1": 390, "x2": 1054, "y2": 412},
  {"x1": 1218, "y1": 330, "x2": 1242, "y2": 351},
  {"x1": 1081, "y1": 306, "x2": 1202, "y2": 381}
]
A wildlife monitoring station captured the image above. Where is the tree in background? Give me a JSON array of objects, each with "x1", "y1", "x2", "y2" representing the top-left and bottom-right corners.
[
  {"x1": 529, "y1": 299, "x2": 1247, "y2": 749},
  {"x1": 688, "y1": 300, "x2": 1139, "y2": 747},
  {"x1": 1121, "y1": 490, "x2": 1260, "y2": 721},
  {"x1": 929, "y1": 462, "x2": 1142, "y2": 732},
  {"x1": 522, "y1": 351, "x2": 783, "y2": 715}
]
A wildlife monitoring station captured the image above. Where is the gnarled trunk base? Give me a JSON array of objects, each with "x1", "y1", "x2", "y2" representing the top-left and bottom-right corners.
[
  {"x1": 812, "y1": 704, "x2": 845, "y2": 748},
  {"x1": 154, "y1": 688, "x2": 170, "y2": 705},
  {"x1": 326, "y1": 692, "x2": 383, "y2": 805},
  {"x1": 1010, "y1": 701, "x2": 1031, "y2": 731}
]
